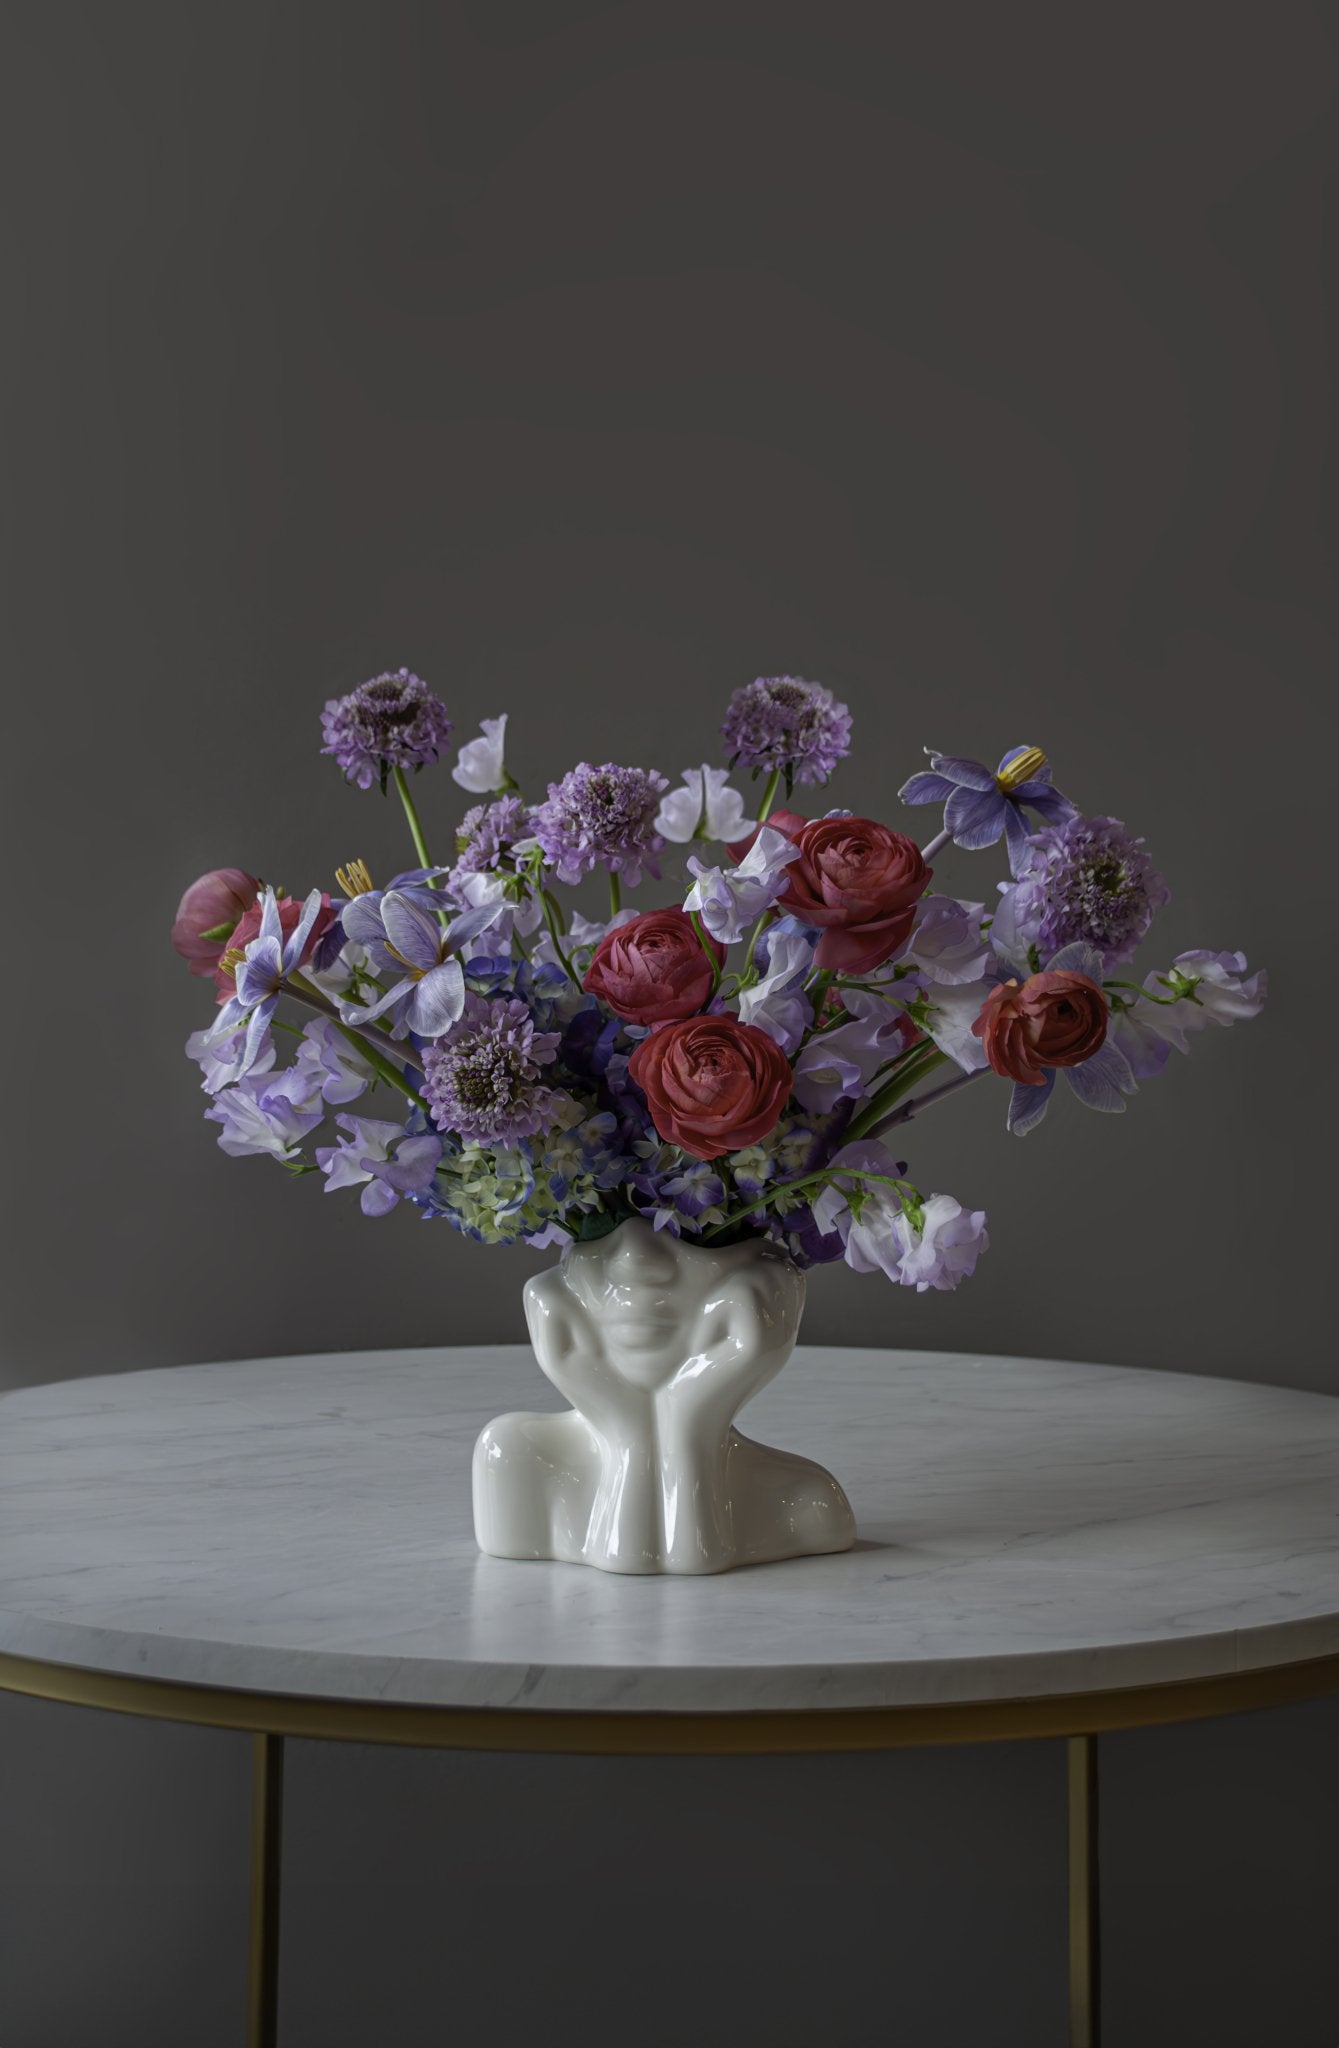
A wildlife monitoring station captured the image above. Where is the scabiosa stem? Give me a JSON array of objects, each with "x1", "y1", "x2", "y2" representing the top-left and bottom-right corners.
[
  {"x1": 539, "y1": 888, "x2": 578, "y2": 983},
  {"x1": 609, "y1": 872, "x2": 622, "y2": 919},
  {"x1": 756, "y1": 766, "x2": 782, "y2": 822},
  {"x1": 843, "y1": 1044, "x2": 948, "y2": 1140},
  {"x1": 392, "y1": 764, "x2": 433, "y2": 872}
]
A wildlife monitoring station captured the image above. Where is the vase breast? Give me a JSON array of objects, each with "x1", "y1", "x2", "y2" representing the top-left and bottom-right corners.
[{"x1": 472, "y1": 1218, "x2": 856, "y2": 1574}]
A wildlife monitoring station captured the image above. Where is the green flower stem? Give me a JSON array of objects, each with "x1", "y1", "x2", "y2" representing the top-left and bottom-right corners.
[
  {"x1": 864, "y1": 1065, "x2": 985, "y2": 1140},
  {"x1": 392, "y1": 764, "x2": 433, "y2": 873},
  {"x1": 735, "y1": 908, "x2": 776, "y2": 986},
  {"x1": 756, "y1": 766, "x2": 782, "y2": 822},
  {"x1": 1104, "y1": 978, "x2": 1182, "y2": 1006},
  {"x1": 843, "y1": 1044, "x2": 948, "y2": 1141},
  {"x1": 285, "y1": 972, "x2": 430, "y2": 1110},
  {"x1": 688, "y1": 910, "x2": 723, "y2": 994},
  {"x1": 540, "y1": 889, "x2": 578, "y2": 983},
  {"x1": 703, "y1": 1166, "x2": 913, "y2": 1241},
  {"x1": 608, "y1": 872, "x2": 622, "y2": 919}
]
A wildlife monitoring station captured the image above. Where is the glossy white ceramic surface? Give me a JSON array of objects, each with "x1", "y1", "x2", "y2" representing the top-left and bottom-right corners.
[
  {"x1": 473, "y1": 1219, "x2": 856, "y2": 1574},
  {"x1": 4, "y1": 1346, "x2": 1339, "y2": 1712}
]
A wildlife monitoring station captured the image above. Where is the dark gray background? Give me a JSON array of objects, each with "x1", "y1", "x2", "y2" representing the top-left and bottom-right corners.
[{"x1": 1, "y1": 4, "x2": 1335, "y2": 2044}]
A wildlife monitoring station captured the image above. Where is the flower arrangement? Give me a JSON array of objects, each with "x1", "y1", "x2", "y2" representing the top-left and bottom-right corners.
[{"x1": 174, "y1": 670, "x2": 1265, "y2": 1291}]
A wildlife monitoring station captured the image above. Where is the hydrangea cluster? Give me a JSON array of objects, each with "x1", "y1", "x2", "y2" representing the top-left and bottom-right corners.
[
  {"x1": 321, "y1": 668, "x2": 454, "y2": 790},
  {"x1": 530, "y1": 762, "x2": 669, "y2": 886},
  {"x1": 721, "y1": 675, "x2": 852, "y2": 787},
  {"x1": 176, "y1": 673, "x2": 1265, "y2": 1300}
]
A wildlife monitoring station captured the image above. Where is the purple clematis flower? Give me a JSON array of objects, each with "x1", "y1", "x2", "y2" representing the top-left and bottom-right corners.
[
  {"x1": 316, "y1": 1116, "x2": 443, "y2": 1216},
  {"x1": 899, "y1": 745, "x2": 1076, "y2": 876},
  {"x1": 215, "y1": 887, "x2": 327, "y2": 1080},
  {"x1": 338, "y1": 890, "x2": 491, "y2": 1041}
]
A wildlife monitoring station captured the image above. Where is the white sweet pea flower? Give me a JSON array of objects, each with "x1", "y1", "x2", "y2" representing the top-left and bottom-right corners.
[
  {"x1": 683, "y1": 826, "x2": 799, "y2": 944},
  {"x1": 812, "y1": 1143, "x2": 988, "y2": 1291},
  {"x1": 904, "y1": 896, "x2": 992, "y2": 985},
  {"x1": 451, "y1": 714, "x2": 509, "y2": 793},
  {"x1": 656, "y1": 765, "x2": 756, "y2": 845}
]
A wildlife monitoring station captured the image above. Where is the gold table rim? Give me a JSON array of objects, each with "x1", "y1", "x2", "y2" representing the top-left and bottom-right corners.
[{"x1": 3, "y1": 1646, "x2": 1339, "y2": 1753}]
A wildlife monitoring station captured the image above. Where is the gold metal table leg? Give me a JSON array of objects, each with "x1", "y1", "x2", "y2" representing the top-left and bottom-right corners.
[
  {"x1": 1067, "y1": 1733, "x2": 1101, "y2": 2048},
  {"x1": 247, "y1": 1732, "x2": 285, "y2": 2048}
]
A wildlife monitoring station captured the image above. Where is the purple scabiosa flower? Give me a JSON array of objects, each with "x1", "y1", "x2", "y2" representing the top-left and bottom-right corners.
[
  {"x1": 451, "y1": 794, "x2": 533, "y2": 879},
  {"x1": 204, "y1": 1067, "x2": 324, "y2": 1164},
  {"x1": 530, "y1": 763, "x2": 669, "y2": 886},
  {"x1": 722, "y1": 675, "x2": 851, "y2": 789},
  {"x1": 899, "y1": 746, "x2": 1076, "y2": 876},
  {"x1": 321, "y1": 669, "x2": 453, "y2": 791},
  {"x1": 993, "y1": 814, "x2": 1170, "y2": 971},
  {"x1": 422, "y1": 994, "x2": 569, "y2": 1146},
  {"x1": 316, "y1": 1116, "x2": 443, "y2": 1217}
]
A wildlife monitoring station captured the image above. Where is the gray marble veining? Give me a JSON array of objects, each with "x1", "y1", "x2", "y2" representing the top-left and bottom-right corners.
[{"x1": 3, "y1": 1346, "x2": 1339, "y2": 1713}]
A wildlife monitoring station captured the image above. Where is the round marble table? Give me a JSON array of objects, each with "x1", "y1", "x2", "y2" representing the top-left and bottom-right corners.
[{"x1": 4, "y1": 1345, "x2": 1339, "y2": 2048}]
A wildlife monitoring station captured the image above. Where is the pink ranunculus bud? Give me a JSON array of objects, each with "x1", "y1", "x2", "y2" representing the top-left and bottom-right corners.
[{"x1": 171, "y1": 869, "x2": 260, "y2": 979}]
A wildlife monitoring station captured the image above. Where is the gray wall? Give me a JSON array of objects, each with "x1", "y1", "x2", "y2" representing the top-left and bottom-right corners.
[{"x1": 2, "y1": 4, "x2": 1335, "y2": 2044}]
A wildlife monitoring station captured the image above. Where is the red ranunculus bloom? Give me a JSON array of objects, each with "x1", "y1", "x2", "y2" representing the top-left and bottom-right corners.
[
  {"x1": 972, "y1": 971, "x2": 1109, "y2": 1084},
  {"x1": 583, "y1": 909, "x2": 724, "y2": 1026},
  {"x1": 731, "y1": 811, "x2": 930, "y2": 973},
  {"x1": 171, "y1": 868, "x2": 260, "y2": 979},
  {"x1": 213, "y1": 892, "x2": 337, "y2": 1002},
  {"x1": 628, "y1": 1015, "x2": 793, "y2": 1160}
]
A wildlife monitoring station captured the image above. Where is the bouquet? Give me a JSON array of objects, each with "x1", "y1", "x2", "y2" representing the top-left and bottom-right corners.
[{"x1": 174, "y1": 670, "x2": 1265, "y2": 1291}]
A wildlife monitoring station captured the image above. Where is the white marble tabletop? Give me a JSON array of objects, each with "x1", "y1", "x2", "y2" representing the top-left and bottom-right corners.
[{"x1": 2, "y1": 1346, "x2": 1338, "y2": 1714}]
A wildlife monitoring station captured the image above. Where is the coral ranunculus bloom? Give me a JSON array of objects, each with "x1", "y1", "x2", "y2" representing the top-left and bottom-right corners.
[
  {"x1": 972, "y1": 971, "x2": 1109, "y2": 1085},
  {"x1": 629, "y1": 1015, "x2": 793, "y2": 1160},
  {"x1": 584, "y1": 909, "x2": 725, "y2": 1026}
]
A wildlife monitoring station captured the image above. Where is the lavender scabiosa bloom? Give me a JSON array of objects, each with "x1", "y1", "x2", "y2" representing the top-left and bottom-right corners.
[
  {"x1": 422, "y1": 994, "x2": 569, "y2": 1146},
  {"x1": 530, "y1": 763, "x2": 669, "y2": 886},
  {"x1": 994, "y1": 815, "x2": 1170, "y2": 971},
  {"x1": 899, "y1": 745, "x2": 1076, "y2": 875},
  {"x1": 451, "y1": 794, "x2": 533, "y2": 879},
  {"x1": 321, "y1": 669, "x2": 453, "y2": 790},
  {"x1": 722, "y1": 675, "x2": 851, "y2": 787},
  {"x1": 316, "y1": 1116, "x2": 443, "y2": 1217}
]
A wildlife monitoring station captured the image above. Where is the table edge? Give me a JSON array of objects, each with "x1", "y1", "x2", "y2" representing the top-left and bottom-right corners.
[{"x1": 4, "y1": 1646, "x2": 1339, "y2": 1752}]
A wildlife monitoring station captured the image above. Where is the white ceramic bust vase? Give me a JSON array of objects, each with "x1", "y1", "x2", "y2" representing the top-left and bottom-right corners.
[{"x1": 472, "y1": 1217, "x2": 856, "y2": 1575}]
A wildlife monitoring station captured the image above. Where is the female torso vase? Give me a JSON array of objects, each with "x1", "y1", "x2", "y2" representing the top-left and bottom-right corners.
[{"x1": 473, "y1": 1218, "x2": 856, "y2": 1574}]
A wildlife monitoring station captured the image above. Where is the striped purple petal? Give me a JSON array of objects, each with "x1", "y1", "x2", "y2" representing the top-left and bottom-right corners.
[
  {"x1": 898, "y1": 771, "x2": 957, "y2": 805},
  {"x1": 945, "y1": 783, "x2": 1007, "y2": 849},
  {"x1": 1007, "y1": 1070, "x2": 1055, "y2": 1135},
  {"x1": 929, "y1": 755, "x2": 996, "y2": 793},
  {"x1": 1064, "y1": 1041, "x2": 1137, "y2": 1112}
]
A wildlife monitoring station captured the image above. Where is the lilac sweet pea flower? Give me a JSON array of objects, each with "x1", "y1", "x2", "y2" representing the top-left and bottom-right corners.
[
  {"x1": 452, "y1": 714, "x2": 509, "y2": 794},
  {"x1": 316, "y1": 1116, "x2": 443, "y2": 1216},
  {"x1": 736, "y1": 920, "x2": 817, "y2": 1052},
  {"x1": 1161, "y1": 950, "x2": 1267, "y2": 1031},
  {"x1": 903, "y1": 896, "x2": 992, "y2": 985},
  {"x1": 655, "y1": 766, "x2": 756, "y2": 845},
  {"x1": 683, "y1": 826, "x2": 800, "y2": 943},
  {"x1": 186, "y1": 1016, "x2": 276, "y2": 1096},
  {"x1": 810, "y1": 1141, "x2": 990, "y2": 1291},
  {"x1": 293, "y1": 1017, "x2": 374, "y2": 1104},
  {"x1": 339, "y1": 890, "x2": 488, "y2": 1041},
  {"x1": 205, "y1": 1067, "x2": 324, "y2": 1163},
  {"x1": 792, "y1": 990, "x2": 914, "y2": 1113},
  {"x1": 899, "y1": 745, "x2": 1076, "y2": 875}
]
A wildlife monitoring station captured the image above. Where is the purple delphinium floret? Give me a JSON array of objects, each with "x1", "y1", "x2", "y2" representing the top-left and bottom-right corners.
[
  {"x1": 422, "y1": 994, "x2": 568, "y2": 1146},
  {"x1": 530, "y1": 763, "x2": 668, "y2": 886},
  {"x1": 898, "y1": 745, "x2": 1076, "y2": 876},
  {"x1": 721, "y1": 675, "x2": 851, "y2": 786},
  {"x1": 452, "y1": 794, "x2": 533, "y2": 879},
  {"x1": 321, "y1": 669, "x2": 453, "y2": 790},
  {"x1": 994, "y1": 814, "x2": 1170, "y2": 970}
]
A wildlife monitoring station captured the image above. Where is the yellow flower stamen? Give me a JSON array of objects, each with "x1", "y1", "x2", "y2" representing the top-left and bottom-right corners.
[
  {"x1": 995, "y1": 746, "x2": 1047, "y2": 794},
  {"x1": 219, "y1": 945, "x2": 246, "y2": 976},
  {"x1": 335, "y1": 857, "x2": 375, "y2": 898}
]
